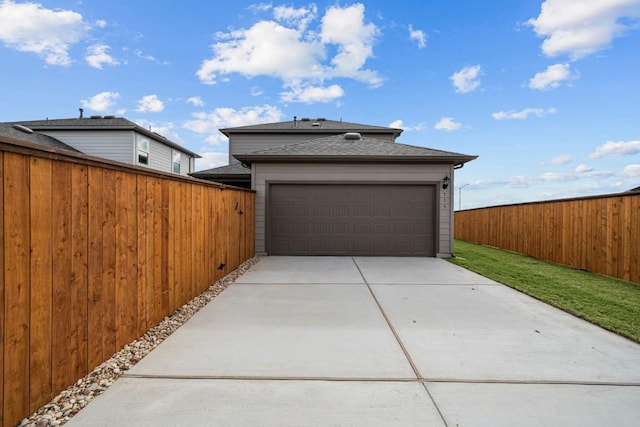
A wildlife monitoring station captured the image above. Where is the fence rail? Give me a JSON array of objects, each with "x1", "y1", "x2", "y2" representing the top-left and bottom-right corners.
[
  {"x1": 1, "y1": 136, "x2": 255, "y2": 427},
  {"x1": 454, "y1": 193, "x2": 639, "y2": 284}
]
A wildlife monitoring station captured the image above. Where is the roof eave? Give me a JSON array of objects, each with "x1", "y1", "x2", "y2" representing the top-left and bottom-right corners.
[{"x1": 234, "y1": 154, "x2": 478, "y2": 164}]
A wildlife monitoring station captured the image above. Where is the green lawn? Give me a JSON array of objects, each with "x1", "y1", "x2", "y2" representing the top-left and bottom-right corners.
[{"x1": 448, "y1": 239, "x2": 640, "y2": 343}]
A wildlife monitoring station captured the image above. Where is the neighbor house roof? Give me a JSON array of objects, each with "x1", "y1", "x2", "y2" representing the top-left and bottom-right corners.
[
  {"x1": 0, "y1": 123, "x2": 81, "y2": 152},
  {"x1": 190, "y1": 162, "x2": 251, "y2": 178},
  {"x1": 220, "y1": 117, "x2": 402, "y2": 138},
  {"x1": 13, "y1": 117, "x2": 201, "y2": 158},
  {"x1": 234, "y1": 133, "x2": 477, "y2": 166}
]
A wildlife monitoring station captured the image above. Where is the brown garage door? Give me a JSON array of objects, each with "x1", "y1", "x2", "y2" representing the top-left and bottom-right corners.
[{"x1": 268, "y1": 184, "x2": 436, "y2": 256}]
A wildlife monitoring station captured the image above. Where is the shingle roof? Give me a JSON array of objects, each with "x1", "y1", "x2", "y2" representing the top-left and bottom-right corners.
[
  {"x1": 234, "y1": 133, "x2": 477, "y2": 165},
  {"x1": 190, "y1": 162, "x2": 251, "y2": 177},
  {"x1": 220, "y1": 118, "x2": 402, "y2": 137},
  {"x1": 0, "y1": 123, "x2": 81, "y2": 152},
  {"x1": 13, "y1": 117, "x2": 201, "y2": 157}
]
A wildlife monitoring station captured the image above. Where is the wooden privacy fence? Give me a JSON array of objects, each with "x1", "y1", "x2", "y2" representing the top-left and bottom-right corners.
[
  {"x1": 0, "y1": 136, "x2": 255, "y2": 427},
  {"x1": 455, "y1": 193, "x2": 639, "y2": 284}
]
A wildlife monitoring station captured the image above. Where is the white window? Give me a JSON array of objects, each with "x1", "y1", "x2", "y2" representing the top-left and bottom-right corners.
[
  {"x1": 137, "y1": 136, "x2": 150, "y2": 165},
  {"x1": 172, "y1": 150, "x2": 181, "y2": 173}
]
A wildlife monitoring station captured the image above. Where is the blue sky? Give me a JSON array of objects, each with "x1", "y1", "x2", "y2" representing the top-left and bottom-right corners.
[{"x1": 1, "y1": 0, "x2": 639, "y2": 209}]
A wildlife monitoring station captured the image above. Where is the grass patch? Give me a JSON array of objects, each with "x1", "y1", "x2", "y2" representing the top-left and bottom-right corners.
[{"x1": 449, "y1": 239, "x2": 640, "y2": 343}]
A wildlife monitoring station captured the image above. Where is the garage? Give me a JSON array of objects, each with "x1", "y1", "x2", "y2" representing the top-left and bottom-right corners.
[{"x1": 268, "y1": 183, "x2": 436, "y2": 256}]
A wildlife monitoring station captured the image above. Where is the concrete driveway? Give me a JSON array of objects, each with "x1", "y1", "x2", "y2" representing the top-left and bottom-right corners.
[{"x1": 68, "y1": 256, "x2": 640, "y2": 426}]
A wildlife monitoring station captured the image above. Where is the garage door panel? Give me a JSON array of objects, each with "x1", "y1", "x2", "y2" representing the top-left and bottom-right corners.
[{"x1": 269, "y1": 184, "x2": 436, "y2": 256}]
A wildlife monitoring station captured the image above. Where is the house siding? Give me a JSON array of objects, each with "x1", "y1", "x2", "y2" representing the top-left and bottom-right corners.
[
  {"x1": 180, "y1": 152, "x2": 191, "y2": 176},
  {"x1": 230, "y1": 133, "x2": 396, "y2": 163},
  {"x1": 253, "y1": 163, "x2": 453, "y2": 257},
  {"x1": 148, "y1": 138, "x2": 172, "y2": 172},
  {"x1": 39, "y1": 130, "x2": 133, "y2": 164}
]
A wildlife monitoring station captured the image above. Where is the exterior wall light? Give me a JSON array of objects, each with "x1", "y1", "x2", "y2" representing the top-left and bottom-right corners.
[{"x1": 442, "y1": 175, "x2": 450, "y2": 189}]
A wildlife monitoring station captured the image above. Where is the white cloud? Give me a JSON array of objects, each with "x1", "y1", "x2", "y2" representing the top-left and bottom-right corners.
[
  {"x1": 196, "y1": 3, "x2": 381, "y2": 96},
  {"x1": 387, "y1": 119, "x2": 425, "y2": 132},
  {"x1": 450, "y1": 65, "x2": 481, "y2": 93},
  {"x1": 135, "y1": 120, "x2": 183, "y2": 144},
  {"x1": 273, "y1": 4, "x2": 318, "y2": 31},
  {"x1": 408, "y1": 24, "x2": 426, "y2": 48},
  {"x1": 590, "y1": 140, "x2": 640, "y2": 159},
  {"x1": 469, "y1": 167, "x2": 615, "y2": 190},
  {"x1": 492, "y1": 107, "x2": 557, "y2": 120},
  {"x1": 280, "y1": 84, "x2": 344, "y2": 103},
  {"x1": 621, "y1": 164, "x2": 640, "y2": 177},
  {"x1": 250, "y1": 86, "x2": 264, "y2": 96},
  {"x1": 320, "y1": 4, "x2": 381, "y2": 84},
  {"x1": 187, "y1": 96, "x2": 204, "y2": 107},
  {"x1": 196, "y1": 152, "x2": 230, "y2": 171},
  {"x1": 434, "y1": 117, "x2": 463, "y2": 131},
  {"x1": 95, "y1": 19, "x2": 107, "y2": 28},
  {"x1": 0, "y1": 0, "x2": 87, "y2": 65},
  {"x1": 136, "y1": 95, "x2": 165, "y2": 113},
  {"x1": 183, "y1": 105, "x2": 284, "y2": 145},
  {"x1": 543, "y1": 154, "x2": 573, "y2": 165},
  {"x1": 529, "y1": 63, "x2": 577, "y2": 90},
  {"x1": 85, "y1": 44, "x2": 119, "y2": 69},
  {"x1": 527, "y1": 0, "x2": 640, "y2": 60},
  {"x1": 388, "y1": 120, "x2": 404, "y2": 129},
  {"x1": 198, "y1": 21, "x2": 323, "y2": 84},
  {"x1": 575, "y1": 164, "x2": 594, "y2": 173},
  {"x1": 81, "y1": 91, "x2": 120, "y2": 112}
]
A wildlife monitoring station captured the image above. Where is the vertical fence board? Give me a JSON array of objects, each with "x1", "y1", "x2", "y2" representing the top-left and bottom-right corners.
[
  {"x1": 160, "y1": 180, "x2": 170, "y2": 319},
  {"x1": 630, "y1": 196, "x2": 639, "y2": 282},
  {"x1": 29, "y1": 157, "x2": 53, "y2": 411},
  {"x1": 51, "y1": 162, "x2": 72, "y2": 393},
  {"x1": 101, "y1": 170, "x2": 118, "y2": 360},
  {"x1": 3, "y1": 153, "x2": 30, "y2": 426},
  {"x1": 0, "y1": 152, "x2": 4, "y2": 427},
  {"x1": 137, "y1": 176, "x2": 149, "y2": 335},
  {"x1": 70, "y1": 165, "x2": 89, "y2": 382},
  {"x1": 455, "y1": 194, "x2": 640, "y2": 283},
  {"x1": 87, "y1": 167, "x2": 105, "y2": 369}
]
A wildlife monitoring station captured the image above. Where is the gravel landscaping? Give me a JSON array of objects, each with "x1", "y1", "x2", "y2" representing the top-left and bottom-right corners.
[{"x1": 19, "y1": 256, "x2": 262, "y2": 427}]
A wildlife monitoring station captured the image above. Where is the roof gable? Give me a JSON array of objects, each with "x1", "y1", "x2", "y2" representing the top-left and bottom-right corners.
[{"x1": 234, "y1": 133, "x2": 477, "y2": 165}]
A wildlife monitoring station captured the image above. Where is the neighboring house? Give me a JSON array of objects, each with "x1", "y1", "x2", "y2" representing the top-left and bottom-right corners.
[
  {"x1": 3, "y1": 115, "x2": 200, "y2": 176},
  {"x1": 192, "y1": 117, "x2": 477, "y2": 258}
]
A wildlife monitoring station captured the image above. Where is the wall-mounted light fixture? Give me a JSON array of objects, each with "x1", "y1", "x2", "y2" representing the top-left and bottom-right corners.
[{"x1": 442, "y1": 175, "x2": 450, "y2": 189}]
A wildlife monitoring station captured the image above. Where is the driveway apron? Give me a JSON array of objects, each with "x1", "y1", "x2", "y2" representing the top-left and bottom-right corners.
[{"x1": 68, "y1": 256, "x2": 640, "y2": 426}]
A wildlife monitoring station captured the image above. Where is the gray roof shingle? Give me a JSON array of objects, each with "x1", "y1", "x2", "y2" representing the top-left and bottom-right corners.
[
  {"x1": 220, "y1": 118, "x2": 402, "y2": 137},
  {"x1": 190, "y1": 162, "x2": 251, "y2": 177},
  {"x1": 234, "y1": 133, "x2": 477, "y2": 165},
  {"x1": 0, "y1": 123, "x2": 81, "y2": 152}
]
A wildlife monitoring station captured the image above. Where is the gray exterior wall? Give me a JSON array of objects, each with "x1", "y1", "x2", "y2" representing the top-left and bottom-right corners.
[
  {"x1": 148, "y1": 137, "x2": 172, "y2": 172},
  {"x1": 229, "y1": 132, "x2": 396, "y2": 163},
  {"x1": 40, "y1": 129, "x2": 194, "y2": 175},
  {"x1": 180, "y1": 151, "x2": 191, "y2": 175},
  {"x1": 252, "y1": 163, "x2": 454, "y2": 257},
  {"x1": 40, "y1": 130, "x2": 133, "y2": 164}
]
